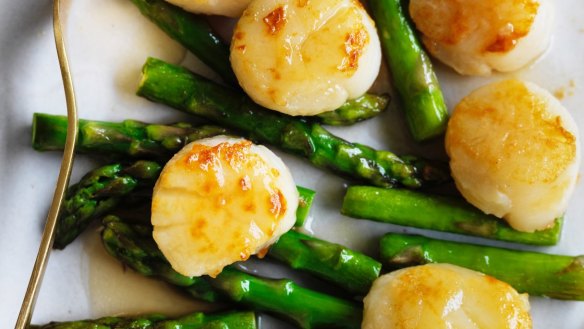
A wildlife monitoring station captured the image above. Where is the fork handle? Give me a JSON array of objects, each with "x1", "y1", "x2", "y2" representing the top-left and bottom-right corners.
[{"x1": 14, "y1": 0, "x2": 78, "y2": 327}]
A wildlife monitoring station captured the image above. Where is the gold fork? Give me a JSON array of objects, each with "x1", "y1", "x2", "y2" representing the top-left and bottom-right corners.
[{"x1": 14, "y1": 0, "x2": 78, "y2": 327}]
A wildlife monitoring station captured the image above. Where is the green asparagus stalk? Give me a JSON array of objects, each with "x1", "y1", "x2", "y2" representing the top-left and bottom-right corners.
[
  {"x1": 102, "y1": 216, "x2": 363, "y2": 329},
  {"x1": 369, "y1": 0, "x2": 448, "y2": 141},
  {"x1": 54, "y1": 160, "x2": 162, "y2": 249},
  {"x1": 313, "y1": 94, "x2": 390, "y2": 126},
  {"x1": 102, "y1": 215, "x2": 223, "y2": 302},
  {"x1": 32, "y1": 113, "x2": 228, "y2": 159},
  {"x1": 54, "y1": 160, "x2": 315, "y2": 249},
  {"x1": 30, "y1": 311, "x2": 257, "y2": 329},
  {"x1": 31, "y1": 111, "x2": 383, "y2": 162},
  {"x1": 341, "y1": 185, "x2": 562, "y2": 246},
  {"x1": 129, "y1": 0, "x2": 390, "y2": 126},
  {"x1": 379, "y1": 233, "x2": 584, "y2": 300},
  {"x1": 295, "y1": 186, "x2": 316, "y2": 227},
  {"x1": 211, "y1": 267, "x2": 361, "y2": 329},
  {"x1": 130, "y1": 0, "x2": 236, "y2": 85},
  {"x1": 138, "y1": 57, "x2": 449, "y2": 189},
  {"x1": 268, "y1": 230, "x2": 381, "y2": 295},
  {"x1": 107, "y1": 196, "x2": 378, "y2": 296}
]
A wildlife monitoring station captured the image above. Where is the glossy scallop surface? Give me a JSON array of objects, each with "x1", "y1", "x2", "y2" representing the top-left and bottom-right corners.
[
  {"x1": 363, "y1": 264, "x2": 532, "y2": 329},
  {"x1": 230, "y1": 0, "x2": 381, "y2": 115},
  {"x1": 445, "y1": 79, "x2": 580, "y2": 232},
  {"x1": 409, "y1": 0, "x2": 553, "y2": 75},
  {"x1": 152, "y1": 135, "x2": 299, "y2": 277}
]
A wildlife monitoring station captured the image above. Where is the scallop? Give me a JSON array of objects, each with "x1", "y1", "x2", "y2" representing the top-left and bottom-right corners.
[
  {"x1": 164, "y1": 0, "x2": 251, "y2": 17},
  {"x1": 151, "y1": 135, "x2": 299, "y2": 277},
  {"x1": 445, "y1": 79, "x2": 580, "y2": 232},
  {"x1": 409, "y1": 0, "x2": 554, "y2": 75},
  {"x1": 363, "y1": 264, "x2": 532, "y2": 329},
  {"x1": 230, "y1": 0, "x2": 382, "y2": 116}
]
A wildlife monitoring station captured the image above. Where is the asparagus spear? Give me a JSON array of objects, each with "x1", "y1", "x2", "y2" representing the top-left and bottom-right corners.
[
  {"x1": 128, "y1": 0, "x2": 390, "y2": 126},
  {"x1": 369, "y1": 0, "x2": 448, "y2": 141},
  {"x1": 102, "y1": 215, "x2": 223, "y2": 302},
  {"x1": 295, "y1": 186, "x2": 316, "y2": 227},
  {"x1": 105, "y1": 191, "x2": 378, "y2": 296},
  {"x1": 341, "y1": 185, "x2": 562, "y2": 246},
  {"x1": 31, "y1": 111, "x2": 383, "y2": 161},
  {"x1": 102, "y1": 216, "x2": 363, "y2": 329},
  {"x1": 30, "y1": 311, "x2": 257, "y2": 329},
  {"x1": 138, "y1": 57, "x2": 449, "y2": 189},
  {"x1": 311, "y1": 94, "x2": 390, "y2": 126},
  {"x1": 379, "y1": 233, "x2": 584, "y2": 300},
  {"x1": 54, "y1": 160, "x2": 162, "y2": 249},
  {"x1": 33, "y1": 113, "x2": 228, "y2": 159},
  {"x1": 114, "y1": 196, "x2": 379, "y2": 295},
  {"x1": 53, "y1": 160, "x2": 316, "y2": 249},
  {"x1": 129, "y1": 0, "x2": 237, "y2": 86},
  {"x1": 268, "y1": 230, "x2": 381, "y2": 295}
]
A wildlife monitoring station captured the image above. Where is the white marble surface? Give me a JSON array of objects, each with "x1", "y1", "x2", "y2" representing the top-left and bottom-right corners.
[{"x1": 0, "y1": 0, "x2": 583, "y2": 328}]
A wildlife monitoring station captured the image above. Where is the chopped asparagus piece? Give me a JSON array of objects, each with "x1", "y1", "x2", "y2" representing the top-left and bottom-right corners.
[
  {"x1": 138, "y1": 58, "x2": 449, "y2": 189},
  {"x1": 54, "y1": 160, "x2": 162, "y2": 249},
  {"x1": 369, "y1": 0, "x2": 448, "y2": 141},
  {"x1": 342, "y1": 185, "x2": 562, "y2": 245},
  {"x1": 106, "y1": 197, "x2": 378, "y2": 296},
  {"x1": 380, "y1": 233, "x2": 584, "y2": 300},
  {"x1": 33, "y1": 113, "x2": 228, "y2": 159},
  {"x1": 269, "y1": 230, "x2": 381, "y2": 295},
  {"x1": 29, "y1": 311, "x2": 257, "y2": 329},
  {"x1": 102, "y1": 216, "x2": 363, "y2": 329},
  {"x1": 130, "y1": 0, "x2": 237, "y2": 85},
  {"x1": 312, "y1": 94, "x2": 390, "y2": 126}
]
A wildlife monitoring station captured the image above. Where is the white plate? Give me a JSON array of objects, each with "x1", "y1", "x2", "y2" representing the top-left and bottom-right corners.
[{"x1": 0, "y1": 0, "x2": 583, "y2": 328}]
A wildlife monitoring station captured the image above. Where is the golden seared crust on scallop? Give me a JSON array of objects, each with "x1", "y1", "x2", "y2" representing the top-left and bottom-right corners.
[
  {"x1": 363, "y1": 264, "x2": 532, "y2": 329},
  {"x1": 409, "y1": 0, "x2": 553, "y2": 75},
  {"x1": 445, "y1": 79, "x2": 580, "y2": 232},
  {"x1": 152, "y1": 135, "x2": 298, "y2": 277},
  {"x1": 230, "y1": 0, "x2": 381, "y2": 116}
]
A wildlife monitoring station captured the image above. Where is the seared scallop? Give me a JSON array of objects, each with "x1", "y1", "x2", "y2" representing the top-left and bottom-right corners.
[
  {"x1": 151, "y1": 135, "x2": 299, "y2": 277},
  {"x1": 409, "y1": 0, "x2": 554, "y2": 75},
  {"x1": 445, "y1": 79, "x2": 580, "y2": 232},
  {"x1": 230, "y1": 0, "x2": 382, "y2": 116},
  {"x1": 164, "y1": 0, "x2": 251, "y2": 17},
  {"x1": 363, "y1": 264, "x2": 532, "y2": 329}
]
